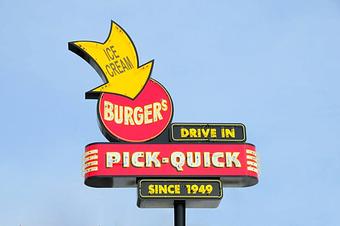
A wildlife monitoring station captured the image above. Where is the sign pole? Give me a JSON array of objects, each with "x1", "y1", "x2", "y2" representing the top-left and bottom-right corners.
[{"x1": 174, "y1": 201, "x2": 186, "y2": 226}]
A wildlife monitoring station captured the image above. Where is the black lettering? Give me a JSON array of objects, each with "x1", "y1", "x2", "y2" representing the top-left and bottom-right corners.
[
  {"x1": 124, "y1": 57, "x2": 134, "y2": 69},
  {"x1": 120, "y1": 59, "x2": 128, "y2": 71},
  {"x1": 105, "y1": 64, "x2": 114, "y2": 76},
  {"x1": 103, "y1": 48, "x2": 112, "y2": 61},
  {"x1": 110, "y1": 46, "x2": 120, "y2": 59},
  {"x1": 114, "y1": 60, "x2": 124, "y2": 73},
  {"x1": 110, "y1": 62, "x2": 119, "y2": 75}
]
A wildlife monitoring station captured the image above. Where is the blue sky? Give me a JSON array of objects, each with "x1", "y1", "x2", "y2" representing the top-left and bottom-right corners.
[{"x1": 1, "y1": 0, "x2": 340, "y2": 225}]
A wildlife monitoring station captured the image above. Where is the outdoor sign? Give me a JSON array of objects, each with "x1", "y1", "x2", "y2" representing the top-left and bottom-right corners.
[{"x1": 69, "y1": 21, "x2": 259, "y2": 212}]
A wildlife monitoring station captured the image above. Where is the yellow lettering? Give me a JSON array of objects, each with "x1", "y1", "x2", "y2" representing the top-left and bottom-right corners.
[
  {"x1": 225, "y1": 129, "x2": 235, "y2": 138},
  {"x1": 168, "y1": 185, "x2": 175, "y2": 194},
  {"x1": 159, "y1": 185, "x2": 167, "y2": 194},
  {"x1": 201, "y1": 128, "x2": 210, "y2": 138},
  {"x1": 189, "y1": 128, "x2": 197, "y2": 137},
  {"x1": 180, "y1": 128, "x2": 189, "y2": 138},
  {"x1": 211, "y1": 128, "x2": 217, "y2": 138},
  {"x1": 175, "y1": 185, "x2": 180, "y2": 194},
  {"x1": 197, "y1": 128, "x2": 201, "y2": 138},
  {"x1": 148, "y1": 185, "x2": 155, "y2": 194}
]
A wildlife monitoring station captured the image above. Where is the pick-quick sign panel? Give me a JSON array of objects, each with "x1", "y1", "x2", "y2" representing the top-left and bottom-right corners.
[
  {"x1": 171, "y1": 123, "x2": 246, "y2": 142},
  {"x1": 83, "y1": 143, "x2": 258, "y2": 188}
]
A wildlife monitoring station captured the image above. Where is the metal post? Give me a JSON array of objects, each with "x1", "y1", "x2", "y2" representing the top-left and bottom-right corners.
[{"x1": 174, "y1": 200, "x2": 186, "y2": 226}]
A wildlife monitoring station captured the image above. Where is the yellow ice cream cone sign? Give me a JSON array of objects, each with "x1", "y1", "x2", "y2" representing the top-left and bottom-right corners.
[{"x1": 69, "y1": 21, "x2": 153, "y2": 99}]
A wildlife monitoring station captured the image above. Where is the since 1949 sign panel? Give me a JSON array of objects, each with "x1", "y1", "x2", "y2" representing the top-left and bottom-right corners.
[{"x1": 138, "y1": 179, "x2": 223, "y2": 208}]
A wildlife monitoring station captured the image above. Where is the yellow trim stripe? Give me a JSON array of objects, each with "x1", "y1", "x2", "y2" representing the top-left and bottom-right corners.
[
  {"x1": 85, "y1": 149, "x2": 98, "y2": 157},
  {"x1": 84, "y1": 155, "x2": 98, "y2": 162}
]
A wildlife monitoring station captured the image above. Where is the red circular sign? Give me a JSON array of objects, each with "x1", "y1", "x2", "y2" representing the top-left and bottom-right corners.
[{"x1": 98, "y1": 79, "x2": 173, "y2": 142}]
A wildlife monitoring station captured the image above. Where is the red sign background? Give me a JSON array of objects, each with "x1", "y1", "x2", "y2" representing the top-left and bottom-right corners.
[{"x1": 98, "y1": 79, "x2": 173, "y2": 142}]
